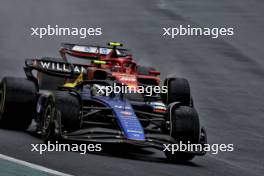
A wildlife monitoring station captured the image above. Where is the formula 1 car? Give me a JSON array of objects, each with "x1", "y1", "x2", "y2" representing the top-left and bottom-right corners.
[
  {"x1": 0, "y1": 44, "x2": 207, "y2": 162},
  {"x1": 37, "y1": 42, "x2": 194, "y2": 105},
  {"x1": 38, "y1": 42, "x2": 161, "y2": 91}
]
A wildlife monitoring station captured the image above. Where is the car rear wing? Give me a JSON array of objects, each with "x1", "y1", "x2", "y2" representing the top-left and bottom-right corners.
[
  {"x1": 24, "y1": 58, "x2": 88, "y2": 80},
  {"x1": 60, "y1": 43, "x2": 132, "y2": 60}
]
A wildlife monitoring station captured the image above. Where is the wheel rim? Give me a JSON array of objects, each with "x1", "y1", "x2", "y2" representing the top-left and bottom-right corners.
[{"x1": 42, "y1": 104, "x2": 52, "y2": 136}]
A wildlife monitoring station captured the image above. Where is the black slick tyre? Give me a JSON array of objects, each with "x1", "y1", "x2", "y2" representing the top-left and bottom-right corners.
[
  {"x1": 162, "y1": 77, "x2": 191, "y2": 106},
  {"x1": 53, "y1": 91, "x2": 81, "y2": 132},
  {"x1": 165, "y1": 105, "x2": 200, "y2": 162},
  {"x1": 0, "y1": 77, "x2": 37, "y2": 130},
  {"x1": 41, "y1": 96, "x2": 57, "y2": 142}
]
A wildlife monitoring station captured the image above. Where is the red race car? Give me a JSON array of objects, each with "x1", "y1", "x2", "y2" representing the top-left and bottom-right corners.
[
  {"x1": 37, "y1": 42, "x2": 192, "y2": 106},
  {"x1": 59, "y1": 42, "x2": 161, "y2": 88}
]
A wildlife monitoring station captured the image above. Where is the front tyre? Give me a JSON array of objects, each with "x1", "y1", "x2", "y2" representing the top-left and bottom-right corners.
[
  {"x1": 53, "y1": 91, "x2": 81, "y2": 132},
  {"x1": 165, "y1": 105, "x2": 200, "y2": 162},
  {"x1": 40, "y1": 91, "x2": 81, "y2": 142},
  {"x1": 162, "y1": 77, "x2": 191, "y2": 106},
  {"x1": 41, "y1": 96, "x2": 58, "y2": 143}
]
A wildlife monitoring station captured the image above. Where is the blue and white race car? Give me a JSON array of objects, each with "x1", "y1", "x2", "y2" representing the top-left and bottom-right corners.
[{"x1": 0, "y1": 57, "x2": 207, "y2": 162}]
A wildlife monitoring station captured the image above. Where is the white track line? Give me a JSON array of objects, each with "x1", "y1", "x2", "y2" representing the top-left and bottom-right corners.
[{"x1": 0, "y1": 154, "x2": 73, "y2": 176}]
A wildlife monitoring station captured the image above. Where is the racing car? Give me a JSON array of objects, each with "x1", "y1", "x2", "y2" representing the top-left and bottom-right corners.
[
  {"x1": 38, "y1": 42, "x2": 161, "y2": 91},
  {"x1": 0, "y1": 43, "x2": 207, "y2": 162},
  {"x1": 38, "y1": 42, "x2": 194, "y2": 105}
]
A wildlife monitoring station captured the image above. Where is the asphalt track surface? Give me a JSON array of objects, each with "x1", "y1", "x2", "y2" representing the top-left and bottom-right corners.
[{"x1": 0, "y1": 0, "x2": 264, "y2": 175}]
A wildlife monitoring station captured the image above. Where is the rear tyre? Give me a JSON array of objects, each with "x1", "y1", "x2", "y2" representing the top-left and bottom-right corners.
[
  {"x1": 162, "y1": 77, "x2": 191, "y2": 106},
  {"x1": 38, "y1": 57, "x2": 66, "y2": 90},
  {"x1": 165, "y1": 105, "x2": 200, "y2": 162},
  {"x1": 0, "y1": 77, "x2": 37, "y2": 130}
]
